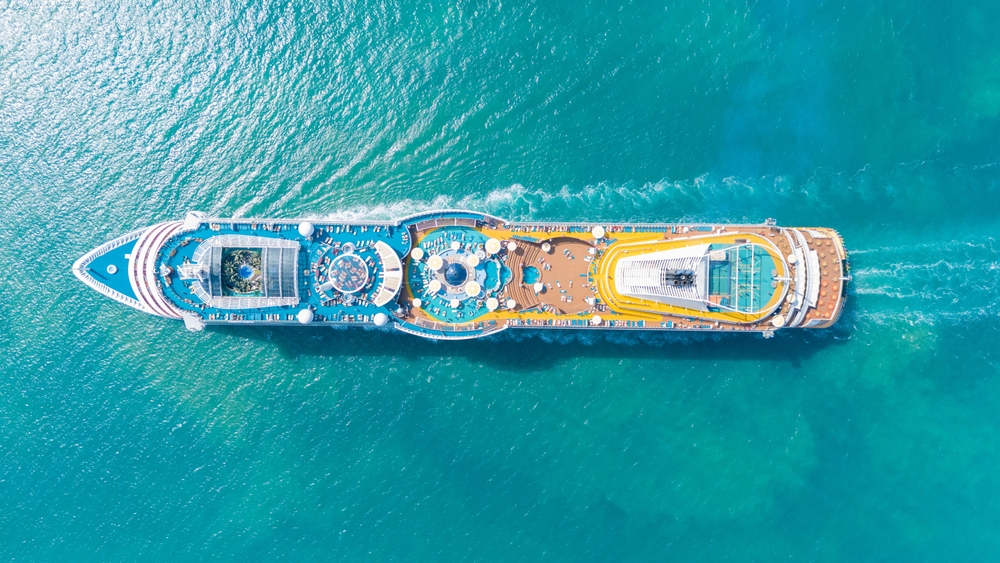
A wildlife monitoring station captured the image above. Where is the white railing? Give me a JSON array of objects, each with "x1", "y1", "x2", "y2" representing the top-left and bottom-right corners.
[{"x1": 72, "y1": 228, "x2": 150, "y2": 312}]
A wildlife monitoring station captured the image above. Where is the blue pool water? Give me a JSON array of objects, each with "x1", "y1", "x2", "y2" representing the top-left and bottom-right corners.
[
  {"x1": 3, "y1": 1, "x2": 1000, "y2": 561},
  {"x1": 522, "y1": 265, "x2": 542, "y2": 285}
]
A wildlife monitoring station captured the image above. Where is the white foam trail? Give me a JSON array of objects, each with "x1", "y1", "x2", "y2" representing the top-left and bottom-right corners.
[
  {"x1": 305, "y1": 180, "x2": 751, "y2": 224},
  {"x1": 850, "y1": 236, "x2": 999, "y2": 326},
  {"x1": 849, "y1": 239, "x2": 995, "y2": 256}
]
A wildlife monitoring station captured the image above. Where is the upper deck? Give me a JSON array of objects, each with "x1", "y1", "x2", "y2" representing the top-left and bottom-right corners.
[
  {"x1": 151, "y1": 213, "x2": 414, "y2": 329},
  {"x1": 74, "y1": 210, "x2": 848, "y2": 339},
  {"x1": 396, "y1": 217, "x2": 846, "y2": 338}
]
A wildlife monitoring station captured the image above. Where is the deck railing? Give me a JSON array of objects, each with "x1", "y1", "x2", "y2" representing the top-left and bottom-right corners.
[{"x1": 72, "y1": 228, "x2": 148, "y2": 312}]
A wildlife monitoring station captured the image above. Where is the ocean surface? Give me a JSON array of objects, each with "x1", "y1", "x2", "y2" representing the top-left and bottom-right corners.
[{"x1": 2, "y1": 0, "x2": 1000, "y2": 560}]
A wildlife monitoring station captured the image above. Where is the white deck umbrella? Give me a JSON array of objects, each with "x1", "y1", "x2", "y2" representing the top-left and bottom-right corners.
[
  {"x1": 410, "y1": 247, "x2": 425, "y2": 260},
  {"x1": 451, "y1": 241, "x2": 461, "y2": 250},
  {"x1": 427, "y1": 280, "x2": 442, "y2": 294},
  {"x1": 465, "y1": 281, "x2": 481, "y2": 297},
  {"x1": 591, "y1": 226, "x2": 606, "y2": 239},
  {"x1": 506, "y1": 299, "x2": 516, "y2": 309},
  {"x1": 465, "y1": 254, "x2": 480, "y2": 267},
  {"x1": 426, "y1": 255, "x2": 444, "y2": 271},
  {"x1": 450, "y1": 299, "x2": 460, "y2": 308},
  {"x1": 590, "y1": 315, "x2": 602, "y2": 326},
  {"x1": 507, "y1": 241, "x2": 517, "y2": 252},
  {"x1": 541, "y1": 242, "x2": 551, "y2": 253},
  {"x1": 412, "y1": 298, "x2": 423, "y2": 308},
  {"x1": 486, "y1": 297, "x2": 499, "y2": 311},
  {"x1": 485, "y1": 238, "x2": 502, "y2": 255},
  {"x1": 771, "y1": 314, "x2": 786, "y2": 328},
  {"x1": 533, "y1": 282, "x2": 543, "y2": 293}
]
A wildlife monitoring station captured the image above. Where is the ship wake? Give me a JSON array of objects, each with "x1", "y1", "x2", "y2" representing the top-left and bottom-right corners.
[{"x1": 849, "y1": 238, "x2": 999, "y2": 326}]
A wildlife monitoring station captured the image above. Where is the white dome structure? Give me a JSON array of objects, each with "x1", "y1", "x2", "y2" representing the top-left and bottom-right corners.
[
  {"x1": 373, "y1": 312, "x2": 388, "y2": 326},
  {"x1": 298, "y1": 221, "x2": 315, "y2": 237},
  {"x1": 297, "y1": 309, "x2": 314, "y2": 324}
]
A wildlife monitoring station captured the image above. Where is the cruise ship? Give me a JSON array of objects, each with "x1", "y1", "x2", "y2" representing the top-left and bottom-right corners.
[{"x1": 73, "y1": 211, "x2": 849, "y2": 339}]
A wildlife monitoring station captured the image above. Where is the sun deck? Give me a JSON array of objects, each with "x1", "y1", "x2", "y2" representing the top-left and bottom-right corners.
[
  {"x1": 152, "y1": 218, "x2": 412, "y2": 326},
  {"x1": 392, "y1": 216, "x2": 847, "y2": 337},
  {"x1": 593, "y1": 232, "x2": 788, "y2": 325}
]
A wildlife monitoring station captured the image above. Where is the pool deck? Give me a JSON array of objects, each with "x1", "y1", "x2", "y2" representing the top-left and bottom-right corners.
[{"x1": 399, "y1": 220, "x2": 847, "y2": 336}]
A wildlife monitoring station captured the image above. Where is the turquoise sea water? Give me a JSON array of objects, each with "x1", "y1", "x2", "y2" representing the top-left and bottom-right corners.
[{"x1": 3, "y1": 0, "x2": 1000, "y2": 560}]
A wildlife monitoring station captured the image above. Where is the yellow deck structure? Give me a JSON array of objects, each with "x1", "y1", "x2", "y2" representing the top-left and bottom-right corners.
[{"x1": 400, "y1": 217, "x2": 847, "y2": 337}]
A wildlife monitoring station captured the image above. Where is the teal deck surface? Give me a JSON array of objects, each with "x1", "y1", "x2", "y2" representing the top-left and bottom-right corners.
[
  {"x1": 86, "y1": 238, "x2": 139, "y2": 301},
  {"x1": 406, "y1": 226, "x2": 501, "y2": 325},
  {"x1": 158, "y1": 221, "x2": 411, "y2": 323},
  {"x1": 707, "y1": 244, "x2": 777, "y2": 312}
]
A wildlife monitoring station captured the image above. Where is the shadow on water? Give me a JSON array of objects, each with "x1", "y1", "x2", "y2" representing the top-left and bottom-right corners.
[{"x1": 211, "y1": 301, "x2": 857, "y2": 372}]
